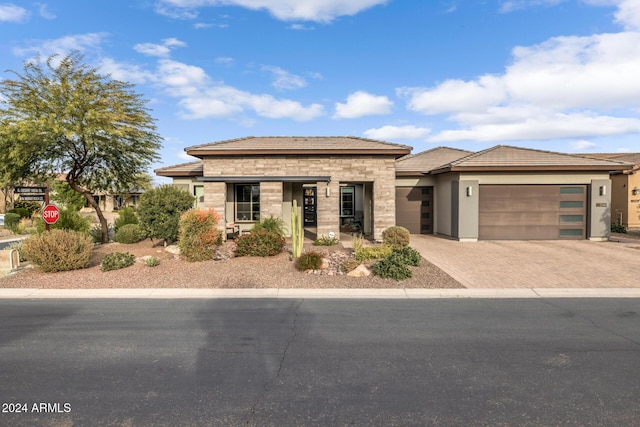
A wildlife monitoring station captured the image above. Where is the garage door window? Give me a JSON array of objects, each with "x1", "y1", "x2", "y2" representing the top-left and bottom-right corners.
[
  {"x1": 560, "y1": 187, "x2": 584, "y2": 194},
  {"x1": 560, "y1": 229, "x2": 583, "y2": 237},
  {"x1": 560, "y1": 201, "x2": 583, "y2": 209},
  {"x1": 560, "y1": 215, "x2": 583, "y2": 222}
]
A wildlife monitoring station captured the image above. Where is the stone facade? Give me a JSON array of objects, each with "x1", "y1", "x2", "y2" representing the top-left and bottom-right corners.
[{"x1": 202, "y1": 155, "x2": 397, "y2": 240}]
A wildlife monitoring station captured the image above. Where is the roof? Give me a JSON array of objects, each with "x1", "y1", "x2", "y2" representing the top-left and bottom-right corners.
[
  {"x1": 431, "y1": 145, "x2": 634, "y2": 174},
  {"x1": 185, "y1": 136, "x2": 412, "y2": 157},
  {"x1": 575, "y1": 152, "x2": 640, "y2": 170},
  {"x1": 155, "y1": 161, "x2": 203, "y2": 177},
  {"x1": 396, "y1": 147, "x2": 473, "y2": 174}
]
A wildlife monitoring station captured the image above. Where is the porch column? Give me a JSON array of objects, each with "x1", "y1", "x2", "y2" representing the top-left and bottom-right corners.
[
  {"x1": 260, "y1": 181, "x2": 283, "y2": 220},
  {"x1": 373, "y1": 176, "x2": 396, "y2": 241},
  {"x1": 204, "y1": 181, "x2": 227, "y2": 238},
  {"x1": 316, "y1": 180, "x2": 339, "y2": 239}
]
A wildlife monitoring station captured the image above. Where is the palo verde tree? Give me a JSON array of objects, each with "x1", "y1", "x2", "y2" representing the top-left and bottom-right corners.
[{"x1": 0, "y1": 52, "x2": 161, "y2": 242}]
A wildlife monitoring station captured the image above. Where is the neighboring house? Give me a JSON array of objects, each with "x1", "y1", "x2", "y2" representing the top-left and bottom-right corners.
[
  {"x1": 156, "y1": 137, "x2": 632, "y2": 241},
  {"x1": 578, "y1": 153, "x2": 640, "y2": 229}
]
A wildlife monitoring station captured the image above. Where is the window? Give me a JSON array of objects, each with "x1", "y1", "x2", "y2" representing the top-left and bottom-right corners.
[
  {"x1": 340, "y1": 187, "x2": 354, "y2": 217},
  {"x1": 235, "y1": 184, "x2": 260, "y2": 222},
  {"x1": 559, "y1": 229, "x2": 583, "y2": 237},
  {"x1": 560, "y1": 215, "x2": 583, "y2": 223},
  {"x1": 560, "y1": 201, "x2": 583, "y2": 209},
  {"x1": 194, "y1": 185, "x2": 204, "y2": 207}
]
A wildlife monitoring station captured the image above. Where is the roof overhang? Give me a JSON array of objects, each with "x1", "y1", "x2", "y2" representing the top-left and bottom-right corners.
[
  {"x1": 197, "y1": 176, "x2": 332, "y2": 183},
  {"x1": 186, "y1": 149, "x2": 410, "y2": 157},
  {"x1": 430, "y1": 165, "x2": 634, "y2": 174}
]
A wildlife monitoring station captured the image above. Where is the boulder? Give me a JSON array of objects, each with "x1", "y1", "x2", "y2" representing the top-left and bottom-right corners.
[{"x1": 347, "y1": 264, "x2": 371, "y2": 277}]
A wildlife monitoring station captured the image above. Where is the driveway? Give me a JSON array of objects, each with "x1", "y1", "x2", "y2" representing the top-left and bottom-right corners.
[{"x1": 411, "y1": 235, "x2": 640, "y2": 288}]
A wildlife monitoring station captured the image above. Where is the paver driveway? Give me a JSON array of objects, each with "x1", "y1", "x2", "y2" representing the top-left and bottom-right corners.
[{"x1": 411, "y1": 235, "x2": 640, "y2": 288}]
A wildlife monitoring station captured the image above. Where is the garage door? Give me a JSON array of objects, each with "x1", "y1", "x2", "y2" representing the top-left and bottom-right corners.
[
  {"x1": 396, "y1": 187, "x2": 433, "y2": 234},
  {"x1": 479, "y1": 185, "x2": 586, "y2": 240}
]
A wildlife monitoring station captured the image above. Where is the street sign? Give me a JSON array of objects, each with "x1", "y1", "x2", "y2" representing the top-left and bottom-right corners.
[
  {"x1": 19, "y1": 195, "x2": 46, "y2": 202},
  {"x1": 42, "y1": 204, "x2": 60, "y2": 225},
  {"x1": 14, "y1": 186, "x2": 47, "y2": 194}
]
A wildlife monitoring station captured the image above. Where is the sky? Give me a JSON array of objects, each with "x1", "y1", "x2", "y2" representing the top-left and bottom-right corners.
[{"x1": 1, "y1": 0, "x2": 639, "y2": 183}]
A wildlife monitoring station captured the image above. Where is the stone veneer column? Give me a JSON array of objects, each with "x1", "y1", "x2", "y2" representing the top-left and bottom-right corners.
[
  {"x1": 316, "y1": 180, "x2": 340, "y2": 239},
  {"x1": 203, "y1": 181, "x2": 227, "y2": 238},
  {"x1": 259, "y1": 182, "x2": 283, "y2": 221},
  {"x1": 372, "y1": 172, "x2": 396, "y2": 241}
]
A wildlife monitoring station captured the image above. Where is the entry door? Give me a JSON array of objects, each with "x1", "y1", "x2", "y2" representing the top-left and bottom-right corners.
[
  {"x1": 395, "y1": 187, "x2": 433, "y2": 234},
  {"x1": 303, "y1": 187, "x2": 317, "y2": 226}
]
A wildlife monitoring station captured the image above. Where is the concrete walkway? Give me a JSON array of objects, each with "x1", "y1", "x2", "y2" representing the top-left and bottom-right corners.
[{"x1": 411, "y1": 235, "x2": 640, "y2": 289}]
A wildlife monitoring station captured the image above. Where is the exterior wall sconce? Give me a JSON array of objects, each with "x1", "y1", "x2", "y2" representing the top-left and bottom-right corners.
[
  {"x1": 326, "y1": 185, "x2": 331, "y2": 197},
  {"x1": 599, "y1": 185, "x2": 607, "y2": 196},
  {"x1": 633, "y1": 187, "x2": 639, "y2": 196},
  {"x1": 466, "y1": 186, "x2": 473, "y2": 197}
]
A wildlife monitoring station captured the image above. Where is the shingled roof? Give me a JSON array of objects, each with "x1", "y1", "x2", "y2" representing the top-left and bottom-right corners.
[
  {"x1": 431, "y1": 145, "x2": 634, "y2": 174},
  {"x1": 185, "y1": 136, "x2": 412, "y2": 157},
  {"x1": 155, "y1": 161, "x2": 203, "y2": 177},
  {"x1": 396, "y1": 147, "x2": 473, "y2": 174}
]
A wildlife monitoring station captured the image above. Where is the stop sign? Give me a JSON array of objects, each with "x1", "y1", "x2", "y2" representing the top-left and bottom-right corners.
[{"x1": 42, "y1": 204, "x2": 60, "y2": 225}]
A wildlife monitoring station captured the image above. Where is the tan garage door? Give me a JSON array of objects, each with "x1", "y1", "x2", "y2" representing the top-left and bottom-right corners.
[
  {"x1": 396, "y1": 187, "x2": 433, "y2": 234},
  {"x1": 479, "y1": 185, "x2": 587, "y2": 240}
]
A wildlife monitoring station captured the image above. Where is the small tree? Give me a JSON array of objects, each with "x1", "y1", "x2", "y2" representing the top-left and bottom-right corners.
[
  {"x1": 0, "y1": 52, "x2": 161, "y2": 243},
  {"x1": 137, "y1": 185, "x2": 194, "y2": 244}
]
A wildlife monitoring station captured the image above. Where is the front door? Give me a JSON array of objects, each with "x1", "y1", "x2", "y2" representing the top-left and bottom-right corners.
[{"x1": 303, "y1": 186, "x2": 317, "y2": 226}]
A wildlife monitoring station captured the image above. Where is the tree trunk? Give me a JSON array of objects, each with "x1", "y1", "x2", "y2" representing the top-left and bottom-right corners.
[{"x1": 68, "y1": 180, "x2": 109, "y2": 243}]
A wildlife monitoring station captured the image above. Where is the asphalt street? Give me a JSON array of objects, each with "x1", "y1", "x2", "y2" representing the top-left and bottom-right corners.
[{"x1": 1, "y1": 298, "x2": 639, "y2": 426}]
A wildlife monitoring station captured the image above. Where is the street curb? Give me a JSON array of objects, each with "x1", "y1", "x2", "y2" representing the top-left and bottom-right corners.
[{"x1": 1, "y1": 288, "x2": 640, "y2": 299}]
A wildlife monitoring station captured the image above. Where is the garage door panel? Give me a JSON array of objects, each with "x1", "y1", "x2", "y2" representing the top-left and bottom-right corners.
[{"x1": 479, "y1": 185, "x2": 586, "y2": 240}]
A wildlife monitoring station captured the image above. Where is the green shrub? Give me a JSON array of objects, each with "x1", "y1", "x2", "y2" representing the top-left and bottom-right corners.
[
  {"x1": 101, "y1": 252, "x2": 135, "y2": 271},
  {"x1": 382, "y1": 226, "x2": 411, "y2": 248},
  {"x1": 313, "y1": 235, "x2": 339, "y2": 246},
  {"x1": 235, "y1": 229, "x2": 285, "y2": 257},
  {"x1": 137, "y1": 185, "x2": 195, "y2": 243},
  {"x1": 339, "y1": 258, "x2": 361, "y2": 273},
  {"x1": 4, "y1": 213, "x2": 21, "y2": 230},
  {"x1": 114, "y1": 223, "x2": 145, "y2": 244},
  {"x1": 22, "y1": 229, "x2": 93, "y2": 272},
  {"x1": 178, "y1": 208, "x2": 223, "y2": 262},
  {"x1": 372, "y1": 258, "x2": 412, "y2": 280},
  {"x1": 114, "y1": 207, "x2": 139, "y2": 231},
  {"x1": 295, "y1": 251, "x2": 324, "y2": 270},
  {"x1": 89, "y1": 223, "x2": 114, "y2": 243},
  {"x1": 388, "y1": 247, "x2": 421, "y2": 267},
  {"x1": 14, "y1": 200, "x2": 42, "y2": 217},
  {"x1": 8, "y1": 207, "x2": 30, "y2": 219},
  {"x1": 7, "y1": 240, "x2": 26, "y2": 262},
  {"x1": 355, "y1": 244, "x2": 393, "y2": 261},
  {"x1": 611, "y1": 223, "x2": 627, "y2": 233},
  {"x1": 34, "y1": 208, "x2": 91, "y2": 234},
  {"x1": 251, "y1": 215, "x2": 286, "y2": 236},
  {"x1": 145, "y1": 256, "x2": 160, "y2": 267}
]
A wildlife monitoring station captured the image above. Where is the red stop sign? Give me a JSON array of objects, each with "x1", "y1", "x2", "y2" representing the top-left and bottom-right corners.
[{"x1": 42, "y1": 204, "x2": 60, "y2": 225}]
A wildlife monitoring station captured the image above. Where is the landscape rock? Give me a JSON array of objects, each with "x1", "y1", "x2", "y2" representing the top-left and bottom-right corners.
[
  {"x1": 165, "y1": 245, "x2": 180, "y2": 255},
  {"x1": 347, "y1": 264, "x2": 371, "y2": 277}
]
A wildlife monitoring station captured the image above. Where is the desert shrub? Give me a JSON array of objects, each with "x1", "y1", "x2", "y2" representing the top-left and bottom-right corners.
[
  {"x1": 89, "y1": 223, "x2": 114, "y2": 243},
  {"x1": 388, "y1": 247, "x2": 422, "y2": 267},
  {"x1": 145, "y1": 256, "x2": 160, "y2": 267},
  {"x1": 355, "y1": 244, "x2": 393, "y2": 261},
  {"x1": 7, "y1": 240, "x2": 26, "y2": 262},
  {"x1": 114, "y1": 223, "x2": 145, "y2": 244},
  {"x1": 352, "y1": 234, "x2": 365, "y2": 253},
  {"x1": 8, "y1": 207, "x2": 30, "y2": 219},
  {"x1": 22, "y1": 229, "x2": 93, "y2": 272},
  {"x1": 178, "y1": 208, "x2": 223, "y2": 262},
  {"x1": 296, "y1": 251, "x2": 324, "y2": 270},
  {"x1": 372, "y1": 257, "x2": 412, "y2": 280},
  {"x1": 4, "y1": 213, "x2": 21, "y2": 230},
  {"x1": 339, "y1": 258, "x2": 360, "y2": 273},
  {"x1": 251, "y1": 215, "x2": 286, "y2": 236},
  {"x1": 137, "y1": 185, "x2": 195, "y2": 243},
  {"x1": 114, "y1": 207, "x2": 139, "y2": 231},
  {"x1": 14, "y1": 200, "x2": 42, "y2": 217},
  {"x1": 235, "y1": 229, "x2": 285, "y2": 257},
  {"x1": 101, "y1": 252, "x2": 135, "y2": 271},
  {"x1": 611, "y1": 223, "x2": 627, "y2": 233},
  {"x1": 313, "y1": 235, "x2": 339, "y2": 246},
  {"x1": 382, "y1": 226, "x2": 410, "y2": 248}
]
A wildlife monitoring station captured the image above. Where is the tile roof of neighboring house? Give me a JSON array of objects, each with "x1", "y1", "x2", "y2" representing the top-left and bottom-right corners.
[
  {"x1": 431, "y1": 145, "x2": 634, "y2": 174},
  {"x1": 185, "y1": 136, "x2": 412, "y2": 157},
  {"x1": 155, "y1": 161, "x2": 204, "y2": 177},
  {"x1": 396, "y1": 147, "x2": 473, "y2": 174},
  {"x1": 576, "y1": 153, "x2": 640, "y2": 170}
]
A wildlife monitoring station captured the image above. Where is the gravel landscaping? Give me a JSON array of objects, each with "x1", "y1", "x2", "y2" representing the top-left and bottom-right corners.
[{"x1": 0, "y1": 238, "x2": 463, "y2": 289}]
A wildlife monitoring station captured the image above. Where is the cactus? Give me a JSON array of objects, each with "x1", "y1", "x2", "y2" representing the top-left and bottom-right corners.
[{"x1": 291, "y1": 199, "x2": 303, "y2": 258}]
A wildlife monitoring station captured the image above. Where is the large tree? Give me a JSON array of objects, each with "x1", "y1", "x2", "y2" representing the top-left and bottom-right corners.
[{"x1": 0, "y1": 52, "x2": 161, "y2": 242}]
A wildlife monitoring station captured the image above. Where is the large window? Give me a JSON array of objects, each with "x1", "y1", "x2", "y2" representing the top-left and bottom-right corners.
[{"x1": 235, "y1": 184, "x2": 260, "y2": 222}]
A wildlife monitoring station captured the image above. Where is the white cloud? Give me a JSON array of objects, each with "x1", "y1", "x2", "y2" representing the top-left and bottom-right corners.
[
  {"x1": 570, "y1": 140, "x2": 597, "y2": 151},
  {"x1": 333, "y1": 91, "x2": 393, "y2": 119},
  {"x1": 157, "y1": 0, "x2": 388, "y2": 23},
  {"x1": 262, "y1": 66, "x2": 307, "y2": 90},
  {"x1": 98, "y1": 58, "x2": 156, "y2": 84},
  {"x1": 134, "y1": 38, "x2": 186, "y2": 57},
  {"x1": 0, "y1": 3, "x2": 29, "y2": 22},
  {"x1": 289, "y1": 23, "x2": 314, "y2": 30},
  {"x1": 401, "y1": 2, "x2": 640, "y2": 144},
  {"x1": 364, "y1": 125, "x2": 431, "y2": 140},
  {"x1": 37, "y1": 3, "x2": 56, "y2": 19},
  {"x1": 215, "y1": 56, "x2": 235, "y2": 66},
  {"x1": 499, "y1": 0, "x2": 565, "y2": 13},
  {"x1": 12, "y1": 33, "x2": 107, "y2": 57}
]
